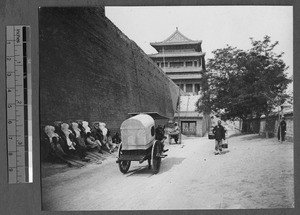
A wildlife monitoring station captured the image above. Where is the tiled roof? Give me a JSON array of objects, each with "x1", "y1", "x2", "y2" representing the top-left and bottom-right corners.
[
  {"x1": 149, "y1": 51, "x2": 205, "y2": 58},
  {"x1": 150, "y1": 28, "x2": 202, "y2": 46},
  {"x1": 168, "y1": 74, "x2": 202, "y2": 80}
]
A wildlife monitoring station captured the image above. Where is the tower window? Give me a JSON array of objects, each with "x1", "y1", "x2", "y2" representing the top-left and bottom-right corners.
[
  {"x1": 179, "y1": 84, "x2": 184, "y2": 90},
  {"x1": 186, "y1": 61, "x2": 193, "y2": 67},
  {"x1": 170, "y1": 62, "x2": 184, "y2": 68},
  {"x1": 161, "y1": 62, "x2": 168, "y2": 67},
  {"x1": 186, "y1": 84, "x2": 193, "y2": 92},
  {"x1": 195, "y1": 84, "x2": 200, "y2": 93}
]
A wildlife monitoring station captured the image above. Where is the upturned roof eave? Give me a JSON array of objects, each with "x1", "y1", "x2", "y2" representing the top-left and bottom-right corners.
[
  {"x1": 150, "y1": 40, "x2": 202, "y2": 46},
  {"x1": 149, "y1": 52, "x2": 206, "y2": 58}
]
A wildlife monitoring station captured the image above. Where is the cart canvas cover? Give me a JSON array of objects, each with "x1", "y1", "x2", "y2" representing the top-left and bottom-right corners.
[{"x1": 120, "y1": 114, "x2": 155, "y2": 150}]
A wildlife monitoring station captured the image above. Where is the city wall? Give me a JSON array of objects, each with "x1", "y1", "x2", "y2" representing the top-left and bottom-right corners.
[{"x1": 39, "y1": 7, "x2": 180, "y2": 134}]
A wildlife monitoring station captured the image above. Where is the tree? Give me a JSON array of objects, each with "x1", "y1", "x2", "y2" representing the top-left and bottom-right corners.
[{"x1": 197, "y1": 36, "x2": 292, "y2": 126}]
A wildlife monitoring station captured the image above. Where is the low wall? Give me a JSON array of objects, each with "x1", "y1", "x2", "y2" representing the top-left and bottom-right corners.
[{"x1": 246, "y1": 113, "x2": 293, "y2": 142}]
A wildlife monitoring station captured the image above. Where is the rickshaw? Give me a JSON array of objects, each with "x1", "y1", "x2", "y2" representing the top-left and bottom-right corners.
[{"x1": 116, "y1": 113, "x2": 168, "y2": 174}]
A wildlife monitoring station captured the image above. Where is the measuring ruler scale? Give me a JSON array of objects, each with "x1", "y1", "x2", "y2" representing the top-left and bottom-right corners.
[{"x1": 6, "y1": 26, "x2": 33, "y2": 183}]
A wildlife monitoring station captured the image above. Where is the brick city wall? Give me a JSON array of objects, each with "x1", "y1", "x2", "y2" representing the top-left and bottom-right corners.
[{"x1": 39, "y1": 7, "x2": 180, "y2": 134}]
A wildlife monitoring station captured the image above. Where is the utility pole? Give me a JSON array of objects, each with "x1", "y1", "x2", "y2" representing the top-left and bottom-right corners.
[{"x1": 278, "y1": 105, "x2": 282, "y2": 143}]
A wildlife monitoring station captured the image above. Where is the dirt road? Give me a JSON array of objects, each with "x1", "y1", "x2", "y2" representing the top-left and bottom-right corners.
[{"x1": 42, "y1": 134, "x2": 294, "y2": 210}]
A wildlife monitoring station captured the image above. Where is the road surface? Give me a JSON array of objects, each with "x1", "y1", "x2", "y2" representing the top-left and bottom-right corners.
[{"x1": 42, "y1": 134, "x2": 294, "y2": 210}]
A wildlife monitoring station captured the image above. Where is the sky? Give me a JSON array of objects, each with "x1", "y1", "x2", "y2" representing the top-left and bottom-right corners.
[{"x1": 106, "y1": 6, "x2": 293, "y2": 79}]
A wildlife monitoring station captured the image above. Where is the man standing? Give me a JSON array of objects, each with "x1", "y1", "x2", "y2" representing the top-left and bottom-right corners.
[
  {"x1": 278, "y1": 117, "x2": 287, "y2": 142},
  {"x1": 212, "y1": 120, "x2": 226, "y2": 155}
]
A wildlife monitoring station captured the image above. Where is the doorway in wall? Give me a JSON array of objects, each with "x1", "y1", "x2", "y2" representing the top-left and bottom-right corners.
[{"x1": 181, "y1": 121, "x2": 196, "y2": 135}]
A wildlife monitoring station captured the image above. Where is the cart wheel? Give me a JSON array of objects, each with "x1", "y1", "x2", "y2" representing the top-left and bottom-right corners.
[
  {"x1": 119, "y1": 160, "x2": 131, "y2": 174},
  {"x1": 151, "y1": 141, "x2": 162, "y2": 174},
  {"x1": 117, "y1": 144, "x2": 131, "y2": 174}
]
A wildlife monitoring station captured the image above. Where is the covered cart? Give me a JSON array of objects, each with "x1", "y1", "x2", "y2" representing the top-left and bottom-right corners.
[{"x1": 116, "y1": 113, "x2": 168, "y2": 174}]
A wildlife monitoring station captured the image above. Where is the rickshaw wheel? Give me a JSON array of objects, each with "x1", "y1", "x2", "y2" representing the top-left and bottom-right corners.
[
  {"x1": 151, "y1": 141, "x2": 162, "y2": 174},
  {"x1": 118, "y1": 160, "x2": 131, "y2": 174},
  {"x1": 117, "y1": 143, "x2": 131, "y2": 174}
]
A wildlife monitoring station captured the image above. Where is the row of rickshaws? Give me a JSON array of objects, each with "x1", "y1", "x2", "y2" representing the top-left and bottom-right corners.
[{"x1": 116, "y1": 112, "x2": 178, "y2": 174}]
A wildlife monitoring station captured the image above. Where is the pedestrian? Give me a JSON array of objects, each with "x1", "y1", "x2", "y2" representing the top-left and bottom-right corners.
[
  {"x1": 169, "y1": 122, "x2": 180, "y2": 144},
  {"x1": 278, "y1": 117, "x2": 287, "y2": 142},
  {"x1": 212, "y1": 120, "x2": 226, "y2": 155}
]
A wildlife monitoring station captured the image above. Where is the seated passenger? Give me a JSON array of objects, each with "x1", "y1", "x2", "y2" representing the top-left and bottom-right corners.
[
  {"x1": 71, "y1": 122, "x2": 88, "y2": 149},
  {"x1": 60, "y1": 123, "x2": 76, "y2": 152},
  {"x1": 86, "y1": 132, "x2": 103, "y2": 153},
  {"x1": 82, "y1": 121, "x2": 91, "y2": 134},
  {"x1": 44, "y1": 125, "x2": 72, "y2": 166},
  {"x1": 91, "y1": 122, "x2": 105, "y2": 147},
  {"x1": 107, "y1": 128, "x2": 118, "y2": 153},
  {"x1": 53, "y1": 121, "x2": 65, "y2": 140},
  {"x1": 61, "y1": 123, "x2": 90, "y2": 162},
  {"x1": 80, "y1": 120, "x2": 97, "y2": 150},
  {"x1": 99, "y1": 122, "x2": 117, "y2": 153},
  {"x1": 77, "y1": 122, "x2": 87, "y2": 139},
  {"x1": 78, "y1": 121, "x2": 104, "y2": 155}
]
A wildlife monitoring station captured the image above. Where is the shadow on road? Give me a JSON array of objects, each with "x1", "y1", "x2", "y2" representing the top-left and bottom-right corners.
[
  {"x1": 240, "y1": 134, "x2": 265, "y2": 141},
  {"x1": 124, "y1": 157, "x2": 186, "y2": 177},
  {"x1": 125, "y1": 166, "x2": 153, "y2": 177},
  {"x1": 158, "y1": 157, "x2": 186, "y2": 174},
  {"x1": 219, "y1": 150, "x2": 230, "y2": 155}
]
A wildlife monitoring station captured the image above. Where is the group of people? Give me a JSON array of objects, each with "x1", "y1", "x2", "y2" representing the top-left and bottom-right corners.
[
  {"x1": 41, "y1": 120, "x2": 121, "y2": 166},
  {"x1": 46, "y1": 118, "x2": 274, "y2": 163},
  {"x1": 211, "y1": 116, "x2": 288, "y2": 155}
]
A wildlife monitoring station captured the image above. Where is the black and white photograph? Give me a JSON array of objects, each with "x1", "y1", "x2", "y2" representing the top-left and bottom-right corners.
[{"x1": 39, "y1": 6, "x2": 294, "y2": 210}]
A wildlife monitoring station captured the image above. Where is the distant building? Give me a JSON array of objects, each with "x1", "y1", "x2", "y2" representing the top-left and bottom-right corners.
[
  {"x1": 174, "y1": 95, "x2": 211, "y2": 137},
  {"x1": 149, "y1": 28, "x2": 206, "y2": 95}
]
